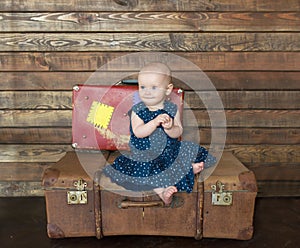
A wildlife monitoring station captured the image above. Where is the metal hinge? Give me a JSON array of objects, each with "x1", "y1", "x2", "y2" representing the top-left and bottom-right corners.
[
  {"x1": 67, "y1": 178, "x2": 88, "y2": 205},
  {"x1": 211, "y1": 181, "x2": 233, "y2": 206}
]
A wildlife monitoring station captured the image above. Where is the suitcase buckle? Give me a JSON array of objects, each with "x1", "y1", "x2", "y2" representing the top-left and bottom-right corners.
[
  {"x1": 211, "y1": 181, "x2": 233, "y2": 206},
  {"x1": 67, "y1": 179, "x2": 88, "y2": 205}
]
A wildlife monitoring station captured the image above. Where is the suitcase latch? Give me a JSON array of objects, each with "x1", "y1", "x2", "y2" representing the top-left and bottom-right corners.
[
  {"x1": 211, "y1": 181, "x2": 233, "y2": 206},
  {"x1": 67, "y1": 179, "x2": 88, "y2": 205}
]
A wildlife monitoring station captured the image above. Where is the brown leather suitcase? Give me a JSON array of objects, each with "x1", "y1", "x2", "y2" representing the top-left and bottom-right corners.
[
  {"x1": 43, "y1": 151, "x2": 102, "y2": 238},
  {"x1": 42, "y1": 85, "x2": 257, "y2": 240},
  {"x1": 203, "y1": 153, "x2": 257, "y2": 240}
]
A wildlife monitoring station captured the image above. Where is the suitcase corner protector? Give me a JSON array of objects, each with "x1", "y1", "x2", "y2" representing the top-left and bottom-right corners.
[
  {"x1": 42, "y1": 168, "x2": 60, "y2": 187},
  {"x1": 239, "y1": 171, "x2": 258, "y2": 192},
  {"x1": 47, "y1": 223, "x2": 65, "y2": 239},
  {"x1": 237, "y1": 225, "x2": 254, "y2": 240}
]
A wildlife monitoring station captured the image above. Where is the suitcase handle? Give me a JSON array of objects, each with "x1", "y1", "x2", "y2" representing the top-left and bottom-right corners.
[
  {"x1": 118, "y1": 200, "x2": 164, "y2": 209},
  {"x1": 118, "y1": 196, "x2": 184, "y2": 209}
]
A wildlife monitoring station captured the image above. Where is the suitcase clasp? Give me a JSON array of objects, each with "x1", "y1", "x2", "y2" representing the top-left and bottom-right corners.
[
  {"x1": 211, "y1": 181, "x2": 233, "y2": 206},
  {"x1": 67, "y1": 179, "x2": 88, "y2": 205}
]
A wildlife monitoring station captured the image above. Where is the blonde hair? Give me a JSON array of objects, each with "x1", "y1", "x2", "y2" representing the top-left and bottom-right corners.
[{"x1": 138, "y1": 62, "x2": 171, "y2": 85}]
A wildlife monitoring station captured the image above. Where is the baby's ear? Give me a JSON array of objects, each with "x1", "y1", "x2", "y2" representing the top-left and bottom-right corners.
[{"x1": 166, "y1": 83, "x2": 173, "y2": 95}]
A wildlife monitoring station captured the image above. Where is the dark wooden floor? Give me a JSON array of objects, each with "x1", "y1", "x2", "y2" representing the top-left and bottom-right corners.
[{"x1": 0, "y1": 197, "x2": 299, "y2": 248}]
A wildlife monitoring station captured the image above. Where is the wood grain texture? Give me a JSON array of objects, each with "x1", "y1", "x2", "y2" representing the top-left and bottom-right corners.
[
  {"x1": 226, "y1": 145, "x2": 300, "y2": 164},
  {"x1": 184, "y1": 91, "x2": 300, "y2": 109},
  {"x1": 1, "y1": 127, "x2": 299, "y2": 145},
  {"x1": 183, "y1": 128, "x2": 300, "y2": 145},
  {"x1": 0, "y1": 144, "x2": 72, "y2": 162},
  {"x1": 0, "y1": 181, "x2": 44, "y2": 196},
  {"x1": 0, "y1": 110, "x2": 71, "y2": 127},
  {"x1": 256, "y1": 181, "x2": 300, "y2": 197},
  {"x1": 0, "y1": 144, "x2": 298, "y2": 164},
  {"x1": 0, "y1": 52, "x2": 299, "y2": 71},
  {"x1": 0, "y1": 162, "x2": 50, "y2": 181},
  {"x1": 1, "y1": 33, "x2": 299, "y2": 52},
  {"x1": 0, "y1": 127, "x2": 72, "y2": 144},
  {"x1": 0, "y1": 0, "x2": 299, "y2": 11},
  {"x1": 1, "y1": 91, "x2": 299, "y2": 110},
  {"x1": 0, "y1": 91, "x2": 72, "y2": 110},
  {"x1": 0, "y1": 109, "x2": 299, "y2": 128},
  {"x1": 1, "y1": 71, "x2": 300, "y2": 90},
  {"x1": 184, "y1": 110, "x2": 300, "y2": 128},
  {"x1": 1, "y1": 12, "x2": 299, "y2": 32},
  {"x1": 250, "y1": 165, "x2": 300, "y2": 181}
]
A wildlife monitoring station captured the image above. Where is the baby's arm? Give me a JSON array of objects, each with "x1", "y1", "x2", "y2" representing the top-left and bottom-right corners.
[
  {"x1": 131, "y1": 110, "x2": 183, "y2": 139},
  {"x1": 131, "y1": 111, "x2": 163, "y2": 138},
  {"x1": 162, "y1": 111, "x2": 183, "y2": 138}
]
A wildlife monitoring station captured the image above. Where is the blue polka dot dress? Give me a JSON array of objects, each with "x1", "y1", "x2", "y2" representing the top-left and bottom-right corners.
[{"x1": 103, "y1": 101, "x2": 216, "y2": 193}]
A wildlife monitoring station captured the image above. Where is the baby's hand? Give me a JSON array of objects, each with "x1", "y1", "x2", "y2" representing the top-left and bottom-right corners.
[
  {"x1": 161, "y1": 114, "x2": 173, "y2": 130},
  {"x1": 154, "y1": 114, "x2": 172, "y2": 128}
]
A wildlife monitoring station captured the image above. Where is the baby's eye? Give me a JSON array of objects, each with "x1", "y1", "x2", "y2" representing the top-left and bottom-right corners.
[
  {"x1": 140, "y1": 86, "x2": 145, "y2": 90},
  {"x1": 152, "y1": 86, "x2": 157, "y2": 90}
]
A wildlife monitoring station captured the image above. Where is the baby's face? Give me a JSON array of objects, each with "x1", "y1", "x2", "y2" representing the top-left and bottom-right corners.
[{"x1": 138, "y1": 72, "x2": 171, "y2": 109}]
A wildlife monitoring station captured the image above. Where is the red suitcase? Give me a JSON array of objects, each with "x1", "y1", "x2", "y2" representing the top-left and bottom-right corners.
[{"x1": 42, "y1": 84, "x2": 257, "y2": 240}]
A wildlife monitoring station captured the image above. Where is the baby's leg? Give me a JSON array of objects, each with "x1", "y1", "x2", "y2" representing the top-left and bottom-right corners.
[
  {"x1": 192, "y1": 162, "x2": 204, "y2": 174},
  {"x1": 154, "y1": 186, "x2": 178, "y2": 205}
]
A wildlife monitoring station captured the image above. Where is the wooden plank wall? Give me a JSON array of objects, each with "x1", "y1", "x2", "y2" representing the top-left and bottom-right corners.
[{"x1": 0, "y1": 0, "x2": 299, "y2": 197}]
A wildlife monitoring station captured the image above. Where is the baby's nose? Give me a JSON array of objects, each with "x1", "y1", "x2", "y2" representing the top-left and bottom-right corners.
[{"x1": 144, "y1": 88, "x2": 152, "y2": 94}]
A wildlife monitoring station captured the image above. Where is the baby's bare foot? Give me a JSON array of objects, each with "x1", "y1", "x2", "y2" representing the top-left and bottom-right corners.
[
  {"x1": 154, "y1": 186, "x2": 178, "y2": 205},
  {"x1": 192, "y1": 162, "x2": 204, "y2": 174}
]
